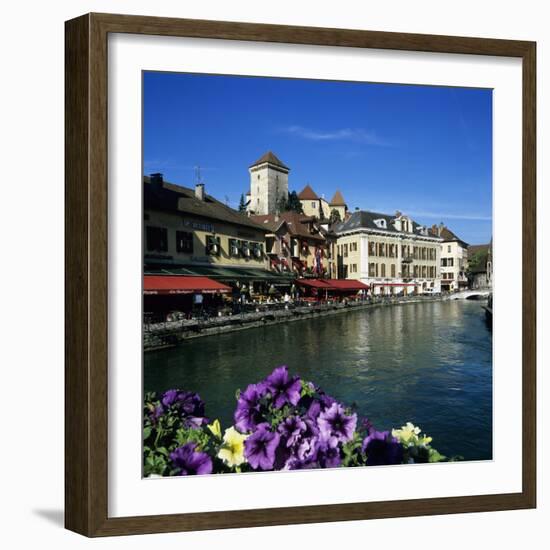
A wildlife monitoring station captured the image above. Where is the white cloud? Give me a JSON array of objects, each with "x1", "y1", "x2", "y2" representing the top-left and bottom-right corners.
[
  {"x1": 281, "y1": 125, "x2": 391, "y2": 146},
  {"x1": 406, "y1": 210, "x2": 492, "y2": 221}
]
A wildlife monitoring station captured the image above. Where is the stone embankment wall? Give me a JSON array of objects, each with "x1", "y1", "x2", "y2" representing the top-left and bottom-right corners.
[{"x1": 144, "y1": 296, "x2": 444, "y2": 352}]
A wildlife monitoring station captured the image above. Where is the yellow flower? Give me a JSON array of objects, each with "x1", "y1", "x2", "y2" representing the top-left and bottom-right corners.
[
  {"x1": 218, "y1": 427, "x2": 248, "y2": 467},
  {"x1": 392, "y1": 422, "x2": 427, "y2": 445},
  {"x1": 207, "y1": 419, "x2": 222, "y2": 439}
]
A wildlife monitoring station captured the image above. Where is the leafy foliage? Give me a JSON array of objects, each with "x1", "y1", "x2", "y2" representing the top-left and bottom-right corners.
[
  {"x1": 238, "y1": 193, "x2": 247, "y2": 213},
  {"x1": 329, "y1": 209, "x2": 342, "y2": 224},
  {"x1": 276, "y1": 191, "x2": 304, "y2": 214}
]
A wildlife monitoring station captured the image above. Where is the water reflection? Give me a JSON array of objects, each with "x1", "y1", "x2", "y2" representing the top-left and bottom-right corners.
[{"x1": 144, "y1": 301, "x2": 492, "y2": 461}]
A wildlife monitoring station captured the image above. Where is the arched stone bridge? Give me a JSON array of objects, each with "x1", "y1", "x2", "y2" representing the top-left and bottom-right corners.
[{"x1": 445, "y1": 289, "x2": 491, "y2": 300}]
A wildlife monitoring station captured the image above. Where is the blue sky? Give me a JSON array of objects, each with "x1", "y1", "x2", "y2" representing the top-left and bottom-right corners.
[{"x1": 143, "y1": 72, "x2": 492, "y2": 244}]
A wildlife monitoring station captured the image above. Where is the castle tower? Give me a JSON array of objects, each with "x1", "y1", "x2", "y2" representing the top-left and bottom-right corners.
[
  {"x1": 247, "y1": 151, "x2": 289, "y2": 215},
  {"x1": 329, "y1": 190, "x2": 348, "y2": 221}
]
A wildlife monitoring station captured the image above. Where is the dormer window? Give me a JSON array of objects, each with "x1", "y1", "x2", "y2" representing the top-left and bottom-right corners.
[{"x1": 374, "y1": 218, "x2": 387, "y2": 229}]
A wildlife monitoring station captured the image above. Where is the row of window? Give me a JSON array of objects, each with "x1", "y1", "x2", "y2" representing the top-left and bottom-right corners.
[
  {"x1": 441, "y1": 258, "x2": 454, "y2": 267},
  {"x1": 368, "y1": 242, "x2": 399, "y2": 258},
  {"x1": 442, "y1": 272, "x2": 455, "y2": 280},
  {"x1": 337, "y1": 241, "x2": 439, "y2": 261},
  {"x1": 368, "y1": 263, "x2": 437, "y2": 279},
  {"x1": 146, "y1": 226, "x2": 264, "y2": 259},
  {"x1": 337, "y1": 242, "x2": 358, "y2": 258},
  {"x1": 367, "y1": 242, "x2": 437, "y2": 260}
]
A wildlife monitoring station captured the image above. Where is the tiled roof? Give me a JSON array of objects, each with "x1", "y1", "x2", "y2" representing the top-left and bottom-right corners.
[
  {"x1": 249, "y1": 151, "x2": 289, "y2": 170},
  {"x1": 248, "y1": 214, "x2": 286, "y2": 233},
  {"x1": 334, "y1": 210, "x2": 441, "y2": 239},
  {"x1": 250, "y1": 211, "x2": 325, "y2": 241},
  {"x1": 432, "y1": 225, "x2": 469, "y2": 247},
  {"x1": 144, "y1": 176, "x2": 268, "y2": 232},
  {"x1": 297, "y1": 184, "x2": 319, "y2": 200},
  {"x1": 329, "y1": 190, "x2": 346, "y2": 206}
]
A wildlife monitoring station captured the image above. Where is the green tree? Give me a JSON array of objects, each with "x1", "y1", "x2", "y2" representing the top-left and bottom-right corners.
[
  {"x1": 276, "y1": 194, "x2": 289, "y2": 213},
  {"x1": 286, "y1": 191, "x2": 303, "y2": 214},
  {"x1": 329, "y1": 209, "x2": 342, "y2": 224},
  {"x1": 238, "y1": 193, "x2": 247, "y2": 213},
  {"x1": 467, "y1": 251, "x2": 486, "y2": 274}
]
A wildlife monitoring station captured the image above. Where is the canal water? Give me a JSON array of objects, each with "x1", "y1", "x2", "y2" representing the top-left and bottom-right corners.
[{"x1": 144, "y1": 300, "x2": 493, "y2": 461}]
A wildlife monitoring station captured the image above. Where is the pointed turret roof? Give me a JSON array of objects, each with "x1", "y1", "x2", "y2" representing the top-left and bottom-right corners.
[
  {"x1": 329, "y1": 190, "x2": 346, "y2": 206},
  {"x1": 297, "y1": 184, "x2": 319, "y2": 200},
  {"x1": 249, "y1": 151, "x2": 289, "y2": 170}
]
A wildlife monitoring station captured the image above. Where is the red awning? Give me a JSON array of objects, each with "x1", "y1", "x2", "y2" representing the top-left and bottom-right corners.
[
  {"x1": 324, "y1": 279, "x2": 370, "y2": 291},
  {"x1": 295, "y1": 278, "x2": 333, "y2": 289},
  {"x1": 143, "y1": 275, "x2": 231, "y2": 295},
  {"x1": 296, "y1": 279, "x2": 370, "y2": 291}
]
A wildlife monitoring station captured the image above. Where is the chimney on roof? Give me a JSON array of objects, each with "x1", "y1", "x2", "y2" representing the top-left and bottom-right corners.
[
  {"x1": 195, "y1": 183, "x2": 205, "y2": 201},
  {"x1": 439, "y1": 222, "x2": 445, "y2": 236},
  {"x1": 150, "y1": 172, "x2": 163, "y2": 186},
  {"x1": 395, "y1": 210, "x2": 402, "y2": 218}
]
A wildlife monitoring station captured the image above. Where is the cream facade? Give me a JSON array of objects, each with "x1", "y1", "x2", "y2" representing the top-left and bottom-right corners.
[
  {"x1": 335, "y1": 211, "x2": 442, "y2": 295},
  {"x1": 300, "y1": 195, "x2": 331, "y2": 219},
  {"x1": 144, "y1": 209, "x2": 268, "y2": 269},
  {"x1": 440, "y1": 240, "x2": 468, "y2": 291},
  {"x1": 298, "y1": 185, "x2": 347, "y2": 222},
  {"x1": 144, "y1": 175, "x2": 269, "y2": 271},
  {"x1": 430, "y1": 224, "x2": 469, "y2": 292}
]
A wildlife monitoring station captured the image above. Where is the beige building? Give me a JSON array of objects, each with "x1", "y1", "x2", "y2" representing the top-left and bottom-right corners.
[
  {"x1": 251, "y1": 211, "x2": 335, "y2": 278},
  {"x1": 334, "y1": 210, "x2": 442, "y2": 295},
  {"x1": 144, "y1": 174, "x2": 271, "y2": 275},
  {"x1": 430, "y1": 224, "x2": 469, "y2": 292},
  {"x1": 297, "y1": 184, "x2": 329, "y2": 219},
  {"x1": 298, "y1": 184, "x2": 348, "y2": 222}
]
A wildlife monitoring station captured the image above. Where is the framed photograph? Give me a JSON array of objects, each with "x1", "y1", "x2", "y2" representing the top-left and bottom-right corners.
[{"x1": 65, "y1": 13, "x2": 536, "y2": 536}]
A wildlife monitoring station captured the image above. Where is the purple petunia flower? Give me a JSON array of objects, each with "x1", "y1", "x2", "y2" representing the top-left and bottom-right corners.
[
  {"x1": 276, "y1": 414, "x2": 320, "y2": 465},
  {"x1": 278, "y1": 415, "x2": 307, "y2": 448},
  {"x1": 169, "y1": 442, "x2": 213, "y2": 475},
  {"x1": 234, "y1": 383, "x2": 267, "y2": 433},
  {"x1": 149, "y1": 403, "x2": 164, "y2": 424},
  {"x1": 264, "y1": 366, "x2": 302, "y2": 409},
  {"x1": 316, "y1": 440, "x2": 342, "y2": 468},
  {"x1": 161, "y1": 390, "x2": 205, "y2": 415},
  {"x1": 161, "y1": 389, "x2": 180, "y2": 408},
  {"x1": 317, "y1": 403, "x2": 357, "y2": 448},
  {"x1": 362, "y1": 430, "x2": 403, "y2": 466},
  {"x1": 359, "y1": 416, "x2": 374, "y2": 434},
  {"x1": 161, "y1": 390, "x2": 208, "y2": 426},
  {"x1": 301, "y1": 388, "x2": 336, "y2": 421},
  {"x1": 244, "y1": 423, "x2": 281, "y2": 470}
]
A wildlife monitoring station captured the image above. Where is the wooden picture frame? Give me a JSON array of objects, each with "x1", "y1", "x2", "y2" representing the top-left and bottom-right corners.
[{"x1": 65, "y1": 12, "x2": 536, "y2": 537}]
